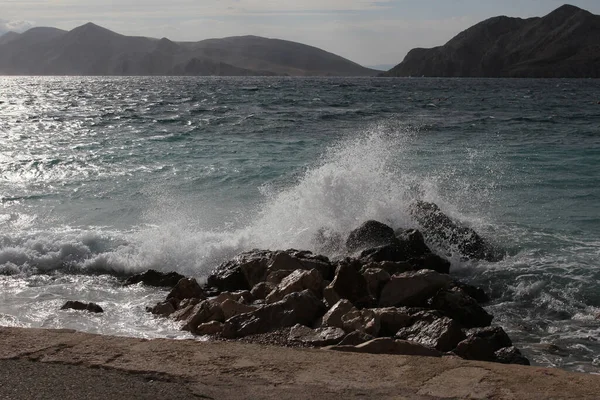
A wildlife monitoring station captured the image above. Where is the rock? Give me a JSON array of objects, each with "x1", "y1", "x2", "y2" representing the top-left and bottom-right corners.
[
  {"x1": 288, "y1": 324, "x2": 346, "y2": 346},
  {"x1": 359, "y1": 244, "x2": 411, "y2": 263},
  {"x1": 362, "y1": 261, "x2": 415, "y2": 276},
  {"x1": 266, "y1": 270, "x2": 293, "y2": 285},
  {"x1": 359, "y1": 229, "x2": 436, "y2": 264},
  {"x1": 265, "y1": 269, "x2": 323, "y2": 304},
  {"x1": 341, "y1": 309, "x2": 380, "y2": 336},
  {"x1": 468, "y1": 326, "x2": 513, "y2": 349},
  {"x1": 321, "y1": 300, "x2": 356, "y2": 329},
  {"x1": 395, "y1": 229, "x2": 431, "y2": 258},
  {"x1": 268, "y1": 250, "x2": 334, "y2": 281},
  {"x1": 379, "y1": 269, "x2": 453, "y2": 307},
  {"x1": 250, "y1": 282, "x2": 274, "y2": 300},
  {"x1": 221, "y1": 290, "x2": 324, "y2": 339},
  {"x1": 181, "y1": 300, "x2": 225, "y2": 333},
  {"x1": 494, "y1": 346, "x2": 530, "y2": 365},
  {"x1": 150, "y1": 299, "x2": 178, "y2": 317},
  {"x1": 322, "y1": 285, "x2": 341, "y2": 308},
  {"x1": 338, "y1": 331, "x2": 375, "y2": 346},
  {"x1": 396, "y1": 313, "x2": 465, "y2": 352},
  {"x1": 221, "y1": 299, "x2": 257, "y2": 320},
  {"x1": 410, "y1": 201, "x2": 503, "y2": 261},
  {"x1": 207, "y1": 250, "x2": 273, "y2": 292},
  {"x1": 429, "y1": 287, "x2": 493, "y2": 328},
  {"x1": 346, "y1": 220, "x2": 398, "y2": 253},
  {"x1": 363, "y1": 268, "x2": 391, "y2": 299},
  {"x1": 124, "y1": 270, "x2": 186, "y2": 288},
  {"x1": 212, "y1": 291, "x2": 253, "y2": 305},
  {"x1": 372, "y1": 307, "x2": 413, "y2": 337},
  {"x1": 194, "y1": 321, "x2": 224, "y2": 336},
  {"x1": 408, "y1": 253, "x2": 451, "y2": 274},
  {"x1": 453, "y1": 282, "x2": 490, "y2": 304},
  {"x1": 167, "y1": 278, "x2": 206, "y2": 302},
  {"x1": 453, "y1": 337, "x2": 497, "y2": 362},
  {"x1": 326, "y1": 338, "x2": 441, "y2": 357},
  {"x1": 327, "y1": 260, "x2": 373, "y2": 307},
  {"x1": 170, "y1": 298, "x2": 201, "y2": 321},
  {"x1": 61, "y1": 301, "x2": 103, "y2": 314}
]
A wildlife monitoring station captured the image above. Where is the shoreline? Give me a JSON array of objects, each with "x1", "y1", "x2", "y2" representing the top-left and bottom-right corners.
[{"x1": 1, "y1": 326, "x2": 599, "y2": 399}]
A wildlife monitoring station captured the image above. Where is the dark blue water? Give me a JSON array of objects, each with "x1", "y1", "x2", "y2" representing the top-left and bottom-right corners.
[{"x1": 0, "y1": 77, "x2": 599, "y2": 372}]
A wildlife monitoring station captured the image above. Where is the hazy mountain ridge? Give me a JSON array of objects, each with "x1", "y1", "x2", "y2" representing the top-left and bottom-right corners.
[
  {"x1": 383, "y1": 4, "x2": 600, "y2": 78},
  {"x1": 0, "y1": 23, "x2": 376, "y2": 76}
]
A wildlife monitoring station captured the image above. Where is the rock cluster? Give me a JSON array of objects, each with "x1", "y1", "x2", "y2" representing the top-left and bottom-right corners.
[{"x1": 144, "y1": 211, "x2": 529, "y2": 366}]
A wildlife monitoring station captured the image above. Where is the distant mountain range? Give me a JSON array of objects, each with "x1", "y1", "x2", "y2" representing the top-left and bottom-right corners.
[
  {"x1": 383, "y1": 4, "x2": 600, "y2": 78},
  {"x1": 0, "y1": 23, "x2": 376, "y2": 76}
]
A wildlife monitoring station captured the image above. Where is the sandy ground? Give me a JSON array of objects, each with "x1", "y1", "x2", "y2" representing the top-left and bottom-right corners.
[{"x1": 1, "y1": 327, "x2": 599, "y2": 399}]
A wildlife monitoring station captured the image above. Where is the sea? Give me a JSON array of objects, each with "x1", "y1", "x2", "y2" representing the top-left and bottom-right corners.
[{"x1": 0, "y1": 76, "x2": 599, "y2": 373}]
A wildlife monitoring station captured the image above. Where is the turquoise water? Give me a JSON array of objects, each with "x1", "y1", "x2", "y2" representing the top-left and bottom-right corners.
[{"x1": 0, "y1": 77, "x2": 599, "y2": 371}]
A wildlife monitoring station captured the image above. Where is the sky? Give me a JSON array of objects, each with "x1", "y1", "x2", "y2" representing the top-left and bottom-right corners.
[{"x1": 2, "y1": 0, "x2": 600, "y2": 67}]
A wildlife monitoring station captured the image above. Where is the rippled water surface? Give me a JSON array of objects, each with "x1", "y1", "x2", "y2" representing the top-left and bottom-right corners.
[{"x1": 1, "y1": 77, "x2": 599, "y2": 371}]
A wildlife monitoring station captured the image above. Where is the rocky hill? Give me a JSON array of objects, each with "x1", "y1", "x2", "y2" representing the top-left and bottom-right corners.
[
  {"x1": 0, "y1": 23, "x2": 376, "y2": 76},
  {"x1": 383, "y1": 4, "x2": 600, "y2": 78}
]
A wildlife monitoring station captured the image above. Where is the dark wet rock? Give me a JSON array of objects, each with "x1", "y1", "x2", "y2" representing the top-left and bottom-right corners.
[
  {"x1": 195, "y1": 321, "x2": 224, "y2": 336},
  {"x1": 326, "y1": 261, "x2": 373, "y2": 307},
  {"x1": 269, "y1": 250, "x2": 334, "y2": 281},
  {"x1": 410, "y1": 201, "x2": 503, "y2": 261},
  {"x1": 61, "y1": 301, "x2": 103, "y2": 314},
  {"x1": 288, "y1": 324, "x2": 346, "y2": 346},
  {"x1": 452, "y1": 281, "x2": 490, "y2": 304},
  {"x1": 250, "y1": 282, "x2": 275, "y2": 300},
  {"x1": 468, "y1": 326, "x2": 513, "y2": 349},
  {"x1": 338, "y1": 331, "x2": 375, "y2": 346},
  {"x1": 149, "y1": 298, "x2": 178, "y2": 317},
  {"x1": 395, "y1": 229, "x2": 431, "y2": 257},
  {"x1": 326, "y1": 338, "x2": 441, "y2": 357},
  {"x1": 363, "y1": 268, "x2": 391, "y2": 299},
  {"x1": 220, "y1": 299, "x2": 257, "y2": 320},
  {"x1": 167, "y1": 278, "x2": 206, "y2": 302},
  {"x1": 266, "y1": 269, "x2": 324, "y2": 304},
  {"x1": 359, "y1": 228, "x2": 436, "y2": 264},
  {"x1": 359, "y1": 244, "x2": 410, "y2": 263},
  {"x1": 212, "y1": 290, "x2": 253, "y2": 305},
  {"x1": 379, "y1": 269, "x2": 453, "y2": 307},
  {"x1": 266, "y1": 270, "x2": 293, "y2": 286},
  {"x1": 408, "y1": 253, "x2": 451, "y2": 274},
  {"x1": 207, "y1": 250, "x2": 273, "y2": 292},
  {"x1": 453, "y1": 327, "x2": 513, "y2": 362},
  {"x1": 341, "y1": 309, "x2": 380, "y2": 336},
  {"x1": 221, "y1": 290, "x2": 324, "y2": 339},
  {"x1": 362, "y1": 261, "x2": 415, "y2": 276},
  {"x1": 494, "y1": 346, "x2": 530, "y2": 365},
  {"x1": 372, "y1": 307, "x2": 413, "y2": 337},
  {"x1": 396, "y1": 313, "x2": 465, "y2": 352},
  {"x1": 321, "y1": 299, "x2": 356, "y2": 330},
  {"x1": 124, "y1": 270, "x2": 186, "y2": 288},
  {"x1": 181, "y1": 300, "x2": 225, "y2": 333},
  {"x1": 346, "y1": 220, "x2": 398, "y2": 253},
  {"x1": 170, "y1": 298, "x2": 202, "y2": 322},
  {"x1": 429, "y1": 287, "x2": 493, "y2": 328}
]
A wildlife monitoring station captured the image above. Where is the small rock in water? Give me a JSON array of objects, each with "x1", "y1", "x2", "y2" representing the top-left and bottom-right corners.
[
  {"x1": 61, "y1": 301, "x2": 104, "y2": 314},
  {"x1": 167, "y1": 278, "x2": 206, "y2": 302},
  {"x1": 124, "y1": 270, "x2": 186, "y2": 288}
]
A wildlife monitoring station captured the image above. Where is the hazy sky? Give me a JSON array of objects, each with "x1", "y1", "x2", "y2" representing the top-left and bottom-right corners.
[{"x1": 2, "y1": 1, "x2": 600, "y2": 66}]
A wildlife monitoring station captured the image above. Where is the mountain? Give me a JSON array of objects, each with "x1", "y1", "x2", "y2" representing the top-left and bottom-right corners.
[
  {"x1": 383, "y1": 4, "x2": 600, "y2": 78},
  {"x1": 0, "y1": 23, "x2": 376, "y2": 76}
]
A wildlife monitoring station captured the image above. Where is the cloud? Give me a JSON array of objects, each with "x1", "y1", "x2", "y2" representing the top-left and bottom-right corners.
[{"x1": 0, "y1": 19, "x2": 34, "y2": 34}]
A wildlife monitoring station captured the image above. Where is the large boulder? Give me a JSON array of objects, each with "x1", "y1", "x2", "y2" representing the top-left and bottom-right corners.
[
  {"x1": 265, "y1": 269, "x2": 323, "y2": 304},
  {"x1": 181, "y1": 300, "x2": 225, "y2": 333},
  {"x1": 167, "y1": 278, "x2": 206, "y2": 302},
  {"x1": 288, "y1": 324, "x2": 346, "y2": 346},
  {"x1": 372, "y1": 307, "x2": 413, "y2": 337},
  {"x1": 379, "y1": 269, "x2": 453, "y2": 307},
  {"x1": 207, "y1": 250, "x2": 273, "y2": 292},
  {"x1": 149, "y1": 298, "x2": 178, "y2": 317},
  {"x1": 61, "y1": 301, "x2": 103, "y2": 314},
  {"x1": 321, "y1": 300, "x2": 356, "y2": 330},
  {"x1": 220, "y1": 299, "x2": 257, "y2": 320},
  {"x1": 359, "y1": 228, "x2": 435, "y2": 264},
  {"x1": 326, "y1": 338, "x2": 441, "y2": 357},
  {"x1": 453, "y1": 326, "x2": 513, "y2": 361},
  {"x1": 124, "y1": 270, "x2": 186, "y2": 288},
  {"x1": 212, "y1": 291, "x2": 253, "y2": 305},
  {"x1": 221, "y1": 290, "x2": 324, "y2": 339},
  {"x1": 170, "y1": 298, "x2": 202, "y2": 322},
  {"x1": 410, "y1": 201, "x2": 503, "y2": 261},
  {"x1": 326, "y1": 260, "x2": 373, "y2": 307},
  {"x1": 363, "y1": 268, "x2": 391, "y2": 299},
  {"x1": 346, "y1": 220, "x2": 398, "y2": 253},
  {"x1": 268, "y1": 250, "x2": 334, "y2": 281},
  {"x1": 341, "y1": 309, "x2": 380, "y2": 336},
  {"x1": 195, "y1": 321, "x2": 224, "y2": 336},
  {"x1": 429, "y1": 287, "x2": 493, "y2": 328},
  {"x1": 396, "y1": 312, "x2": 465, "y2": 352},
  {"x1": 250, "y1": 282, "x2": 275, "y2": 300},
  {"x1": 338, "y1": 331, "x2": 375, "y2": 346},
  {"x1": 494, "y1": 346, "x2": 530, "y2": 365}
]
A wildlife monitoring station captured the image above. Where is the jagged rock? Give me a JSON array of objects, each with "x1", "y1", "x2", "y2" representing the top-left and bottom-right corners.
[
  {"x1": 167, "y1": 278, "x2": 206, "y2": 302},
  {"x1": 266, "y1": 269, "x2": 323, "y2": 304},
  {"x1": 288, "y1": 324, "x2": 346, "y2": 346},
  {"x1": 266, "y1": 270, "x2": 293, "y2": 285},
  {"x1": 170, "y1": 298, "x2": 201, "y2": 321},
  {"x1": 326, "y1": 260, "x2": 373, "y2": 307},
  {"x1": 207, "y1": 250, "x2": 273, "y2": 292},
  {"x1": 250, "y1": 282, "x2": 274, "y2": 300},
  {"x1": 323, "y1": 285, "x2": 341, "y2": 308},
  {"x1": 212, "y1": 291, "x2": 253, "y2": 305},
  {"x1": 494, "y1": 346, "x2": 530, "y2": 365},
  {"x1": 61, "y1": 301, "x2": 103, "y2": 314},
  {"x1": 181, "y1": 300, "x2": 224, "y2": 333},
  {"x1": 363, "y1": 268, "x2": 391, "y2": 299},
  {"x1": 359, "y1": 244, "x2": 410, "y2": 263},
  {"x1": 149, "y1": 299, "x2": 178, "y2": 317},
  {"x1": 268, "y1": 250, "x2": 333, "y2": 281},
  {"x1": 396, "y1": 313, "x2": 465, "y2": 352},
  {"x1": 321, "y1": 300, "x2": 356, "y2": 329},
  {"x1": 326, "y1": 338, "x2": 441, "y2": 357},
  {"x1": 338, "y1": 331, "x2": 375, "y2": 346},
  {"x1": 221, "y1": 290, "x2": 324, "y2": 339},
  {"x1": 395, "y1": 229, "x2": 431, "y2": 257},
  {"x1": 454, "y1": 326, "x2": 516, "y2": 362},
  {"x1": 379, "y1": 269, "x2": 453, "y2": 307},
  {"x1": 341, "y1": 309, "x2": 380, "y2": 336},
  {"x1": 372, "y1": 307, "x2": 413, "y2": 337},
  {"x1": 408, "y1": 253, "x2": 451, "y2": 274},
  {"x1": 453, "y1": 282, "x2": 490, "y2": 304},
  {"x1": 410, "y1": 201, "x2": 503, "y2": 261},
  {"x1": 221, "y1": 299, "x2": 257, "y2": 320},
  {"x1": 429, "y1": 287, "x2": 493, "y2": 328},
  {"x1": 346, "y1": 220, "x2": 398, "y2": 253},
  {"x1": 359, "y1": 228, "x2": 436, "y2": 264},
  {"x1": 124, "y1": 270, "x2": 186, "y2": 288},
  {"x1": 468, "y1": 326, "x2": 513, "y2": 349},
  {"x1": 195, "y1": 321, "x2": 224, "y2": 336},
  {"x1": 361, "y1": 261, "x2": 415, "y2": 276}
]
